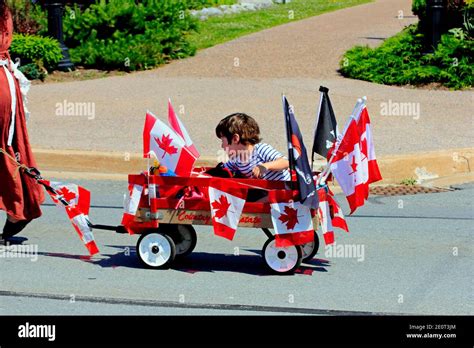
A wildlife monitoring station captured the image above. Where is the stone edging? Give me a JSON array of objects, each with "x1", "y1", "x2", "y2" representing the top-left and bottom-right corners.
[{"x1": 190, "y1": 0, "x2": 275, "y2": 21}]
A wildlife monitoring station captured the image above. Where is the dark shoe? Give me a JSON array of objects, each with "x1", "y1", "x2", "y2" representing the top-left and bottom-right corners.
[{"x1": 2, "y1": 219, "x2": 31, "y2": 240}]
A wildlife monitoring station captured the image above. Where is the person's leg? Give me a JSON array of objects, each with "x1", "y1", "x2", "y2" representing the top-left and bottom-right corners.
[{"x1": 2, "y1": 214, "x2": 31, "y2": 240}]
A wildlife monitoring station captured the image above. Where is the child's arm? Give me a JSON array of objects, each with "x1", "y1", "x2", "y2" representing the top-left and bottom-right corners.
[{"x1": 252, "y1": 157, "x2": 289, "y2": 178}]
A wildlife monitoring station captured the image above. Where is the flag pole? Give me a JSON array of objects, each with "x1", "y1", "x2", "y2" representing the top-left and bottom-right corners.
[
  {"x1": 168, "y1": 97, "x2": 173, "y2": 116},
  {"x1": 146, "y1": 150, "x2": 159, "y2": 207},
  {"x1": 282, "y1": 94, "x2": 295, "y2": 172},
  {"x1": 317, "y1": 98, "x2": 366, "y2": 186},
  {"x1": 353, "y1": 96, "x2": 368, "y2": 123},
  {"x1": 312, "y1": 86, "x2": 325, "y2": 169}
]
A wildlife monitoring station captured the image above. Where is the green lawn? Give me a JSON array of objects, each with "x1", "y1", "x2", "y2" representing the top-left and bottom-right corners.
[{"x1": 188, "y1": 0, "x2": 373, "y2": 50}]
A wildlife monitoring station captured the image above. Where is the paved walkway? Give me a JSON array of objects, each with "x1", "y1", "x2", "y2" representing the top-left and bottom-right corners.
[{"x1": 27, "y1": 0, "x2": 473, "y2": 158}]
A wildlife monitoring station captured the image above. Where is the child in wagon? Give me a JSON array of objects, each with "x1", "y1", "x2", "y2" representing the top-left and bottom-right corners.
[
  {"x1": 215, "y1": 112, "x2": 290, "y2": 181},
  {"x1": 212, "y1": 113, "x2": 290, "y2": 201}
]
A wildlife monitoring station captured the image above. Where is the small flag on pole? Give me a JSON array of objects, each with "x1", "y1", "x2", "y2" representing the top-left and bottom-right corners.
[
  {"x1": 317, "y1": 187, "x2": 335, "y2": 245},
  {"x1": 282, "y1": 95, "x2": 318, "y2": 210},
  {"x1": 312, "y1": 86, "x2": 339, "y2": 162},
  {"x1": 208, "y1": 178, "x2": 247, "y2": 241},
  {"x1": 269, "y1": 190, "x2": 315, "y2": 247},
  {"x1": 143, "y1": 111, "x2": 196, "y2": 176},
  {"x1": 41, "y1": 180, "x2": 99, "y2": 255},
  {"x1": 168, "y1": 99, "x2": 200, "y2": 159},
  {"x1": 355, "y1": 104, "x2": 382, "y2": 189},
  {"x1": 328, "y1": 117, "x2": 369, "y2": 214}
]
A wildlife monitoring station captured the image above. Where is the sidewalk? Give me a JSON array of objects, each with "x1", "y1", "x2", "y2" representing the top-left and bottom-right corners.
[
  {"x1": 33, "y1": 147, "x2": 474, "y2": 189},
  {"x1": 25, "y1": 0, "x2": 473, "y2": 181}
]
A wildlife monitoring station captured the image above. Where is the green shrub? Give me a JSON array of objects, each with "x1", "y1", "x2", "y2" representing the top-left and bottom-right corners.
[
  {"x1": 10, "y1": 34, "x2": 63, "y2": 79},
  {"x1": 7, "y1": 0, "x2": 41, "y2": 34},
  {"x1": 26, "y1": 0, "x2": 233, "y2": 72},
  {"x1": 17, "y1": 62, "x2": 47, "y2": 81},
  {"x1": 340, "y1": 24, "x2": 473, "y2": 89},
  {"x1": 49, "y1": 0, "x2": 199, "y2": 71}
]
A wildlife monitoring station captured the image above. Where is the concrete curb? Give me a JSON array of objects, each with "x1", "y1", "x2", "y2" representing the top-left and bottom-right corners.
[{"x1": 32, "y1": 147, "x2": 474, "y2": 186}]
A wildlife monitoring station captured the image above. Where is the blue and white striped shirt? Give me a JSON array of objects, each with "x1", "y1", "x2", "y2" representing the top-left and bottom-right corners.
[{"x1": 223, "y1": 143, "x2": 291, "y2": 181}]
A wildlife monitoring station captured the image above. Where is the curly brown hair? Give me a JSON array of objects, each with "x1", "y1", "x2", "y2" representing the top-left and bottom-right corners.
[{"x1": 215, "y1": 113, "x2": 262, "y2": 145}]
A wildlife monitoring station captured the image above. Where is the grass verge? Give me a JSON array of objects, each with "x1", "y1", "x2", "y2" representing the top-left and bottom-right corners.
[{"x1": 188, "y1": 0, "x2": 373, "y2": 50}]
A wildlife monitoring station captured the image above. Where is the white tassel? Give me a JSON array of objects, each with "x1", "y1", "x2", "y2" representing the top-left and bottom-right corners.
[{"x1": 11, "y1": 60, "x2": 31, "y2": 123}]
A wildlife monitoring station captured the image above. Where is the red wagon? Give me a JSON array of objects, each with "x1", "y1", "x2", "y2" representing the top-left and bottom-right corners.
[{"x1": 120, "y1": 169, "x2": 321, "y2": 275}]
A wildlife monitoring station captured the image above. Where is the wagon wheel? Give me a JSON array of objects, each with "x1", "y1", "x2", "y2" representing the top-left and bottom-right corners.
[
  {"x1": 163, "y1": 224, "x2": 197, "y2": 258},
  {"x1": 301, "y1": 231, "x2": 320, "y2": 263},
  {"x1": 136, "y1": 232, "x2": 176, "y2": 269},
  {"x1": 262, "y1": 236, "x2": 303, "y2": 275}
]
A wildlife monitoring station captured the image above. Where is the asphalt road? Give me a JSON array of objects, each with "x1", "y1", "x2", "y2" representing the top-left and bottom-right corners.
[{"x1": 0, "y1": 179, "x2": 472, "y2": 315}]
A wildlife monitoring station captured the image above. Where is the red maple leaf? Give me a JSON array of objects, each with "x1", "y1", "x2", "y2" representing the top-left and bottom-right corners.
[
  {"x1": 58, "y1": 186, "x2": 76, "y2": 203},
  {"x1": 350, "y1": 155, "x2": 358, "y2": 175},
  {"x1": 155, "y1": 134, "x2": 178, "y2": 159},
  {"x1": 278, "y1": 205, "x2": 299, "y2": 230},
  {"x1": 211, "y1": 195, "x2": 231, "y2": 219}
]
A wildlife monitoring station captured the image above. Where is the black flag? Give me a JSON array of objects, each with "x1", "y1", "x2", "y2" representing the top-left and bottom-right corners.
[
  {"x1": 282, "y1": 95, "x2": 318, "y2": 210},
  {"x1": 312, "y1": 86, "x2": 338, "y2": 161}
]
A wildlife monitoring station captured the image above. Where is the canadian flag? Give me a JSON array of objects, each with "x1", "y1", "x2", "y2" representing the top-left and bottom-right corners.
[
  {"x1": 41, "y1": 180, "x2": 99, "y2": 255},
  {"x1": 121, "y1": 183, "x2": 145, "y2": 234},
  {"x1": 327, "y1": 187, "x2": 349, "y2": 233},
  {"x1": 143, "y1": 111, "x2": 196, "y2": 176},
  {"x1": 268, "y1": 190, "x2": 314, "y2": 247},
  {"x1": 317, "y1": 188, "x2": 335, "y2": 245},
  {"x1": 168, "y1": 99, "x2": 200, "y2": 159},
  {"x1": 208, "y1": 179, "x2": 247, "y2": 240},
  {"x1": 329, "y1": 119, "x2": 369, "y2": 214},
  {"x1": 355, "y1": 105, "x2": 382, "y2": 191}
]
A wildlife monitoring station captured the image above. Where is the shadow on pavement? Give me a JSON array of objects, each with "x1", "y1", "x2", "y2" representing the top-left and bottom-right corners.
[
  {"x1": 2, "y1": 236, "x2": 28, "y2": 245},
  {"x1": 168, "y1": 246, "x2": 331, "y2": 276},
  {"x1": 36, "y1": 251, "x2": 94, "y2": 262},
  {"x1": 35, "y1": 247, "x2": 142, "y2": 269},
  {"x1": 35, "y1": 244, "x2": 330, "y2": 276},
  {"x1": 361, "y1": 36, "x2": 386, "y2": 41},
  {"x1": 174, "y1": 252, "x2": 270, "y2": 276},
  {"x1": 104, "y1": 245, "x2": 331, "y2": 276}
]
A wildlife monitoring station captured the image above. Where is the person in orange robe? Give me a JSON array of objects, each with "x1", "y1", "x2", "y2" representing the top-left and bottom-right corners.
[{"x1": 0, "y1": 2, "x2": 44, "y2": 242}]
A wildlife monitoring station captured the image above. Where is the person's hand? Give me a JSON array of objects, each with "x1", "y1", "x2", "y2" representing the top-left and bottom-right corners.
[{"x1": 252, "y1": 164, "x2": 267, "y2": 178}]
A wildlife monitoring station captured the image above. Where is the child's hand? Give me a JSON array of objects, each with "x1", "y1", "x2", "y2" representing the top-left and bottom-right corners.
[{"x1": 252, "y1": 164, "x2": 267, "y2": 178}]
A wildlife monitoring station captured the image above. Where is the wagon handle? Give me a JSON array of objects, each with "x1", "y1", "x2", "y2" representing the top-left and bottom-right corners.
[{"x1": 88, "y1": 224, "x2": 128, "y2": 234}]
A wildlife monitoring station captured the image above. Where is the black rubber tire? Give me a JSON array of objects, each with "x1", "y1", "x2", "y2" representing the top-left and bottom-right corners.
[
  {"x1": 136, "y1": 232, "x2": 176, "y2": 269},
  {"x1": 301, "y1": 231, "x2": 320, "y2": 263},
  {"x1": 163, "y1": 224, "x2": 197, "y2": 258},
  {"x1": 262, "y1": 236, "x2": 303, "y2": 275}
]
